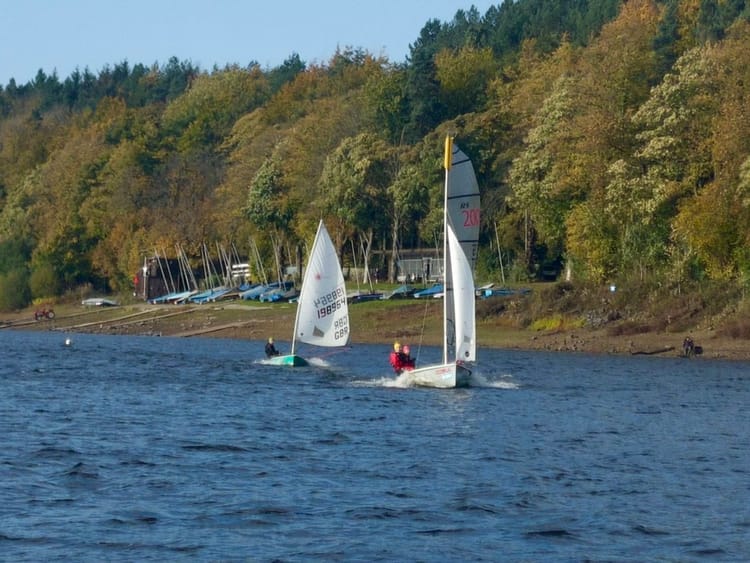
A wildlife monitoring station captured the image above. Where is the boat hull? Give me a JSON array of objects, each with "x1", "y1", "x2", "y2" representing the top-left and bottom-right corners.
[
  {"x1": 266, "y1": 354, "x2": 308, "y2": 367},
  {"x1": 407, "y1": 362, "x2": 471, "y2": 388}
]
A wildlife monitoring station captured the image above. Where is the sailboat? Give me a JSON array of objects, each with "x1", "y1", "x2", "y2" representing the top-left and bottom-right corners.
[
  {"x1": 407, "y1": 135, "x2": 480, "y2": 388},
  {"x1": 267, "y1": 220, "x2": 350, "y2": 366}
]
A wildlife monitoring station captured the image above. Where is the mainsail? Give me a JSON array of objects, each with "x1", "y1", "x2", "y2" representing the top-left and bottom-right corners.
[
  {"x1": 447, "y1": 223, "x2": 476, "y2": 363},
  {"x1": 443, "y1": 136, "x2": 480, "y2": 364},
  {"x1": 292, "y1": 220, "x2": 350, "y2": 353},
  {"x1": 445, "y1": 138, "x2": 481, "y2": 269}
]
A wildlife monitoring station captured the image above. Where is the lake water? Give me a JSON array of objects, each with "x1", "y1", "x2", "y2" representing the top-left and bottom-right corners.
[{"x1": 1, "y1": 329, "x2": 749, "y2": 561}]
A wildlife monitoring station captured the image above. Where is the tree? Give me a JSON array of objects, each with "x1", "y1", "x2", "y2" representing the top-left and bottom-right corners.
[
  {"x1": 387, "y1": 161, "x2": 430, "y2": 281},
  {"x1": 29, "y1": 260, "x2": 60, "y2": 298},
  {"x1": 405, "y1": 20, "x2": 449, "y2": 139},
  {"x1": 362, "y1": 66, "x2": 410, "y2": 145},
  {"x1": 320, "y1": 134, "x2": 392, "y2": 282},
  {"x1": 0, "y1": 269, "x2": 30, "y2": 311},
  {"x1": 267, "y1": 53, "x2": 306, "y2": 93},
  {"x1": 434, "y1": 46, "x2": 496, "y2": 116},
  {"x1": 161, "y1": 68, "x2": 271, "y2": 151},
  {"x1": 509, "y1": 76, "x2": 576, "y2": 270},
  {"x1": 246, "y1": 156, "x2": 294, "y2": 280}
]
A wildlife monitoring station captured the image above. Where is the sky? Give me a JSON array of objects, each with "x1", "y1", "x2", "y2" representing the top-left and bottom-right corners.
[{"x1": 1, "y1": 0, "x2": 497, "y2": 86}]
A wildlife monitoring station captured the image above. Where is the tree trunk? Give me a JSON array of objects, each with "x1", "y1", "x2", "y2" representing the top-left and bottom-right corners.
[{"x1": 389, "y1": 217, "x2": 400, "y2": 283}]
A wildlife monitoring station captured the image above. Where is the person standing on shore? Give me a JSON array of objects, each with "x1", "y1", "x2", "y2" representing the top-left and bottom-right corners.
[{"x1": 682, "y1": 336, "x2": 695, "y2": 358}]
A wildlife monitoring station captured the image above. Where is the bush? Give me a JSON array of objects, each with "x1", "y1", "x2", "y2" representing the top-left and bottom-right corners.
[
  {"x1": 0, "y1": 269, "x2": 31, "y2": 311},
  {"x1": 30, "y1": 262, "x2": 60, "y2": 299}
]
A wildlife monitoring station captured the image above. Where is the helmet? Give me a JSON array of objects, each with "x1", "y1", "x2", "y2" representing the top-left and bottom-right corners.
[{"x1": 393, "y1": 341, "x2": 400, "y2": 351}]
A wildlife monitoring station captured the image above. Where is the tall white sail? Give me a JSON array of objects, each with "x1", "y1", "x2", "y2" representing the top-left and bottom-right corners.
[
  {"x1": 292, "y1": 220, "x2": 350, "y2": 352},
  {"x1": 445, "y1": 140, "x2": 481, "y2": 269},
  {"x1": 447, "y1": 224, "x2": 476, "y2": 363},
  {"x1": 443, "y1": 136, "x2": 480, "y2": 363}
]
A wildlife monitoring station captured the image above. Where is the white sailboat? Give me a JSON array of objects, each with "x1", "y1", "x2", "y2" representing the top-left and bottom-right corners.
[
  {"x1": 267, "y1": 220, "x2": 350, "y2": 366},
  {"x1": 407, "y1": 136, "x2": 480, "y2": 388}
]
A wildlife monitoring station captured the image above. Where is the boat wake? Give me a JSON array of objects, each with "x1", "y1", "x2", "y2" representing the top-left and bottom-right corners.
[
  {"x1": 470, "y1": 372, "x2": 519, "y2": 389},
  {"x1": 306, "y1": 357, "x2": 332, "y2": 368},
  {"x1": 352, "y1": 371, "x2": 519, "y2": 389}
]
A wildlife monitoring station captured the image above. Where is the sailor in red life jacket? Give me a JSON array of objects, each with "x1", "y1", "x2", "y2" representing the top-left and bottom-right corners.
[{"x1": 389, "y1": 342, "x2": 415, "y2": 375}]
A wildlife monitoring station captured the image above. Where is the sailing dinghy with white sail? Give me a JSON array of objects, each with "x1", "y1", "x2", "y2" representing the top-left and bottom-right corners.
[
  {"x1": 407, "y1": 136, "x2": 480, "y2": 388},
  {"x1": 267, "y1": 220, "x2": 350, "y2": 366}
]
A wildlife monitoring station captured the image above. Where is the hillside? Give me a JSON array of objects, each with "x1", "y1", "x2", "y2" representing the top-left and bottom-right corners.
[{"x1": 2, "y1": 0, "x2": 750, "y2": 332}]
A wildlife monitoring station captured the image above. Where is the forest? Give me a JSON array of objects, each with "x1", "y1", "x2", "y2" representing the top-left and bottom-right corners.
[{"x1": 1, "y1": 0, "x2": 750, "y2": 312}]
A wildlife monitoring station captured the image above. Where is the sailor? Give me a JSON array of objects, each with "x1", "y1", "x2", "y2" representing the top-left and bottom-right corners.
[
  {"x1": 389, "y1": 341, "x2": 414, "y2": 374},
  {"x1": 402, "y1": 344, "x2": 415, "y2": 370},
  {"x1": 265, "y1": 337, "x2": 280, "y2": 358},
  {"x1": 389, "y1": 342, "x2": 405, "y2": 374}
]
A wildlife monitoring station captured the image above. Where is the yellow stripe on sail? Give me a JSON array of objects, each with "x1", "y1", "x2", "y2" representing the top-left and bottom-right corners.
[{"x1": 444, "y1": 135, "x2": 453, "y2": 170}]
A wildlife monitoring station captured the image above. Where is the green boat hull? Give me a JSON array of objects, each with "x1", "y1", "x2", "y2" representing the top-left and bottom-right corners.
[{"x1": 267, "y1": 354, "x2": 308, "y2": 367}]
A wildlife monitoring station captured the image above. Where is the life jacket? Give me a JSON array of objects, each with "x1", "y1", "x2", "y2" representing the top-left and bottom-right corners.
[{"x1": 389, "y1": 351, "x2": 405, "y2": 373}]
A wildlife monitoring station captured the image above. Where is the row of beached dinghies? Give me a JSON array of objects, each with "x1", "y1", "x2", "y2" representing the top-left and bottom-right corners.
[
  {"x1": 149, "y1": 280, "x2": 298, "y2": 305},
  {"x1": 147, "y1": 136, "x2": 494, "y2": 388}
]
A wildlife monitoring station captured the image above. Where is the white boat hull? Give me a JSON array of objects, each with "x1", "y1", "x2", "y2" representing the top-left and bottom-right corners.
[{"x1": 407, "y1": 362, "x2": 471, "y2": 388}]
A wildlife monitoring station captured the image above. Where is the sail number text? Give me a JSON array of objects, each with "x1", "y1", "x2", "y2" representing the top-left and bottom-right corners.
[
  {"x1": 333, "y1": 316, "x2": 349, "y2": 341},
  {"x1": 315, "y1": 286, "x2": 348, "y2": 339},
  {"x1": 462, "y1": 207, "x2": 480, "y2": 227}
]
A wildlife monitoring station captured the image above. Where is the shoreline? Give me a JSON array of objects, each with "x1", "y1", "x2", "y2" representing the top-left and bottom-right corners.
[{"x1": 3, "y1": 301, "x2": 748, "y2": 362}]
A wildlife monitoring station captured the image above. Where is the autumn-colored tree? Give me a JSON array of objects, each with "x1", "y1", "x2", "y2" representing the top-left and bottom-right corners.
[{"x1": 2, "y1": 0, "x2": 750, "y2": 301}]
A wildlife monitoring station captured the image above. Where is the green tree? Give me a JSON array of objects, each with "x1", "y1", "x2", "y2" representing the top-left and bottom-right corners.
[
  {"x1": 267, "y1": 53, "x2": 306, "y2": 93},
  {"x1": 161, "y1": 68, "x2": 271, "y2": 151},
  {"x1": 387, "y1": 160, "x2": 430, "y2": 281},
  {"x1": 405, "y1": 20, "x2": 449, "y2": 139},
  {"x1": 29, "y1": 260, "x2": 60, "y2": 298},
  {"x1": 246, "y1": 155, "x2": 295, "y2": 280},
  {"x1": 0, "y1": 237, "x2": 31, "y2": 274},
  {"x1": 320, "y1": 133, "x2": 392, "y2": 279},
  {"x1": 434, "y1": 46, "x2": 497, "y2": 116},
  {"x1": 509, "y1": 76, "x2": 576, "y2": 270},
  {"x1": 0, "y1": 269, "x2": 31, "y2": 311},
  {"x1": 362, "y1": 66, "x2": 410, "y2": 145}
]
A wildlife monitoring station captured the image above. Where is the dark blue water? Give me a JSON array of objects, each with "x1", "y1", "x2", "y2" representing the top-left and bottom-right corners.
[{"x1": 1, "y1": 330, "x2": 748, "y2": 561}]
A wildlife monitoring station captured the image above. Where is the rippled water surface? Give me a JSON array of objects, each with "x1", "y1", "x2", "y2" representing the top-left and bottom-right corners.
[{"x1": 1, "y1": 330, "x2": 749, "y2": 561}]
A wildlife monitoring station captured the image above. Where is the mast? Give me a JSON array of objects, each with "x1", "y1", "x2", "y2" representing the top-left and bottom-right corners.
[{"x1": 442, "y1": 135, "x2": 453, "y2": 364}]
